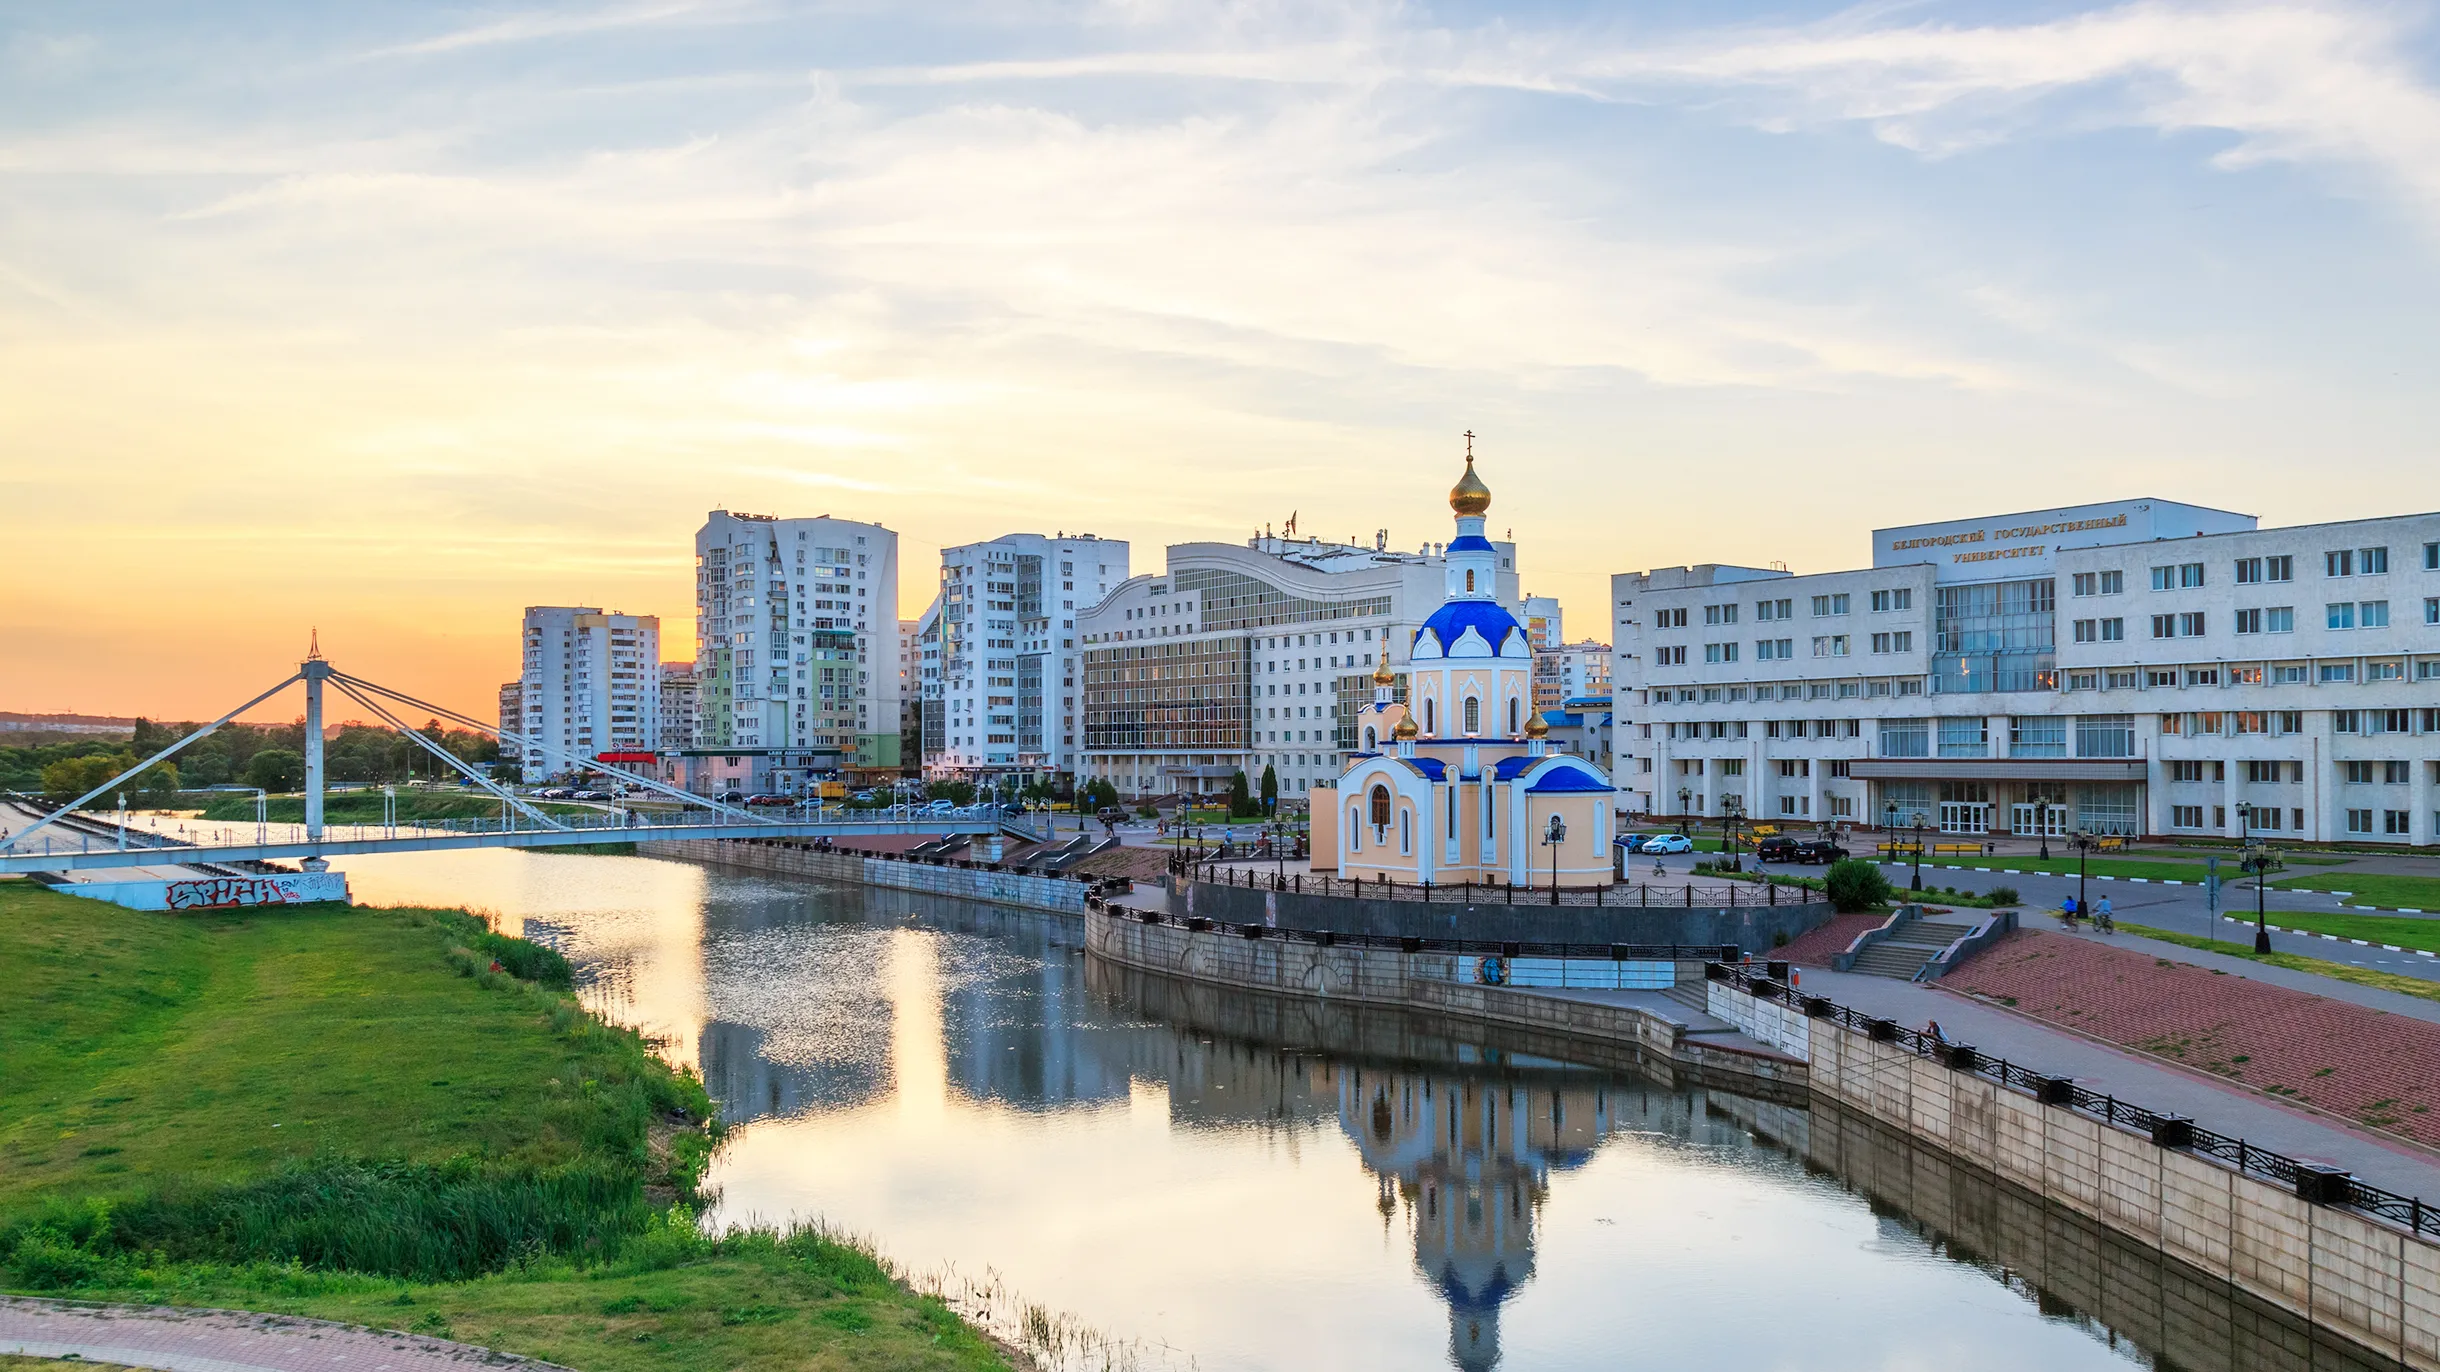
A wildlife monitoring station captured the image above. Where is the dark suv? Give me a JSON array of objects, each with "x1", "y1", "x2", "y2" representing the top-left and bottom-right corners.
[
  {"x1": 1792, "y1": 839, "x2": 1849, "y2": 864},
  {"x1": 1755, "y1": 836, "x2": 1803, "y2": 863}
]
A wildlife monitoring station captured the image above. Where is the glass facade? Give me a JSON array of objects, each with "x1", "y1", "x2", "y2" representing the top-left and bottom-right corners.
[
  {"x1": 1878, "y1": 718, "x2": 1930, "y2": 758},
  {"x1": 1173, "y1": 567, "x2": 1393, "y2": 632},
  {"x1": 1933, "y1": 577, "x2": 2056, "y2": 694},
  {"x1": 1333, "y1": 673, "x2": 1409, "y2": 752},
  {"x1": 2075, "y1": 714, "x2": 2136, "y2": 758},
  {"x1": 1082, "y1": 636, "x2": 1252, "y2": 752},
  {"x1": 2008, "y1": 715, "x2": 2066, "y2": 758},
  {"x1": 1936, "y1": 717, "x2": 1988, "y2": 757}
]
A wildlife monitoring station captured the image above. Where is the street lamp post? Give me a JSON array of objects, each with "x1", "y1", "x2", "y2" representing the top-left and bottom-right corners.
[
  {"x1": 1543, "y1": 813, "x2": 1567, "y2": 905},
  {"x1": 1909, "y1": 812, "x2": 1926, "y2": 891},
  {"x1": 2069, "y1": 829, "x2": 2097, "y2": 919},
  {"x1": 2034, "y1": 793, "x2": 2053, "y2": 861},
  {"x1": 1679, "y1": 787, "x2": 1692, "y2": 832},
  {"x1": 2237, "y1": 802, "x2": 2272, "y2": 953}
]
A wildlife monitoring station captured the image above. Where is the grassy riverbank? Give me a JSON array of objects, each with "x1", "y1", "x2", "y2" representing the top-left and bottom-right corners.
[{"x1": 0, "y1": 881, "x2": 1011, "y2": 1371}]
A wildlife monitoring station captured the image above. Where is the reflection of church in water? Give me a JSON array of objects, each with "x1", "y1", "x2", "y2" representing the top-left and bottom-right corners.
[{"x1": 1331, "y1": 1065, "x2": 1611, "y2": 1370}]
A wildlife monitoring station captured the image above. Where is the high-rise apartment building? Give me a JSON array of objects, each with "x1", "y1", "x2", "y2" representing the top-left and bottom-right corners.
[
  {"x1": 1078, "y1": 530, "x2": 1520, "y2": 798},
  {"x1": 690, "y1": 511, "x2": 899, "y2": 794},
  {"x1": 515, "y1": 607, "x2": 660, "y2": 778},
  {"x1": 932, "y1": 533, "x2": 1127, "y2": 780},
  {"x1": 1523, "y1": 595, "x2": 1562, "y2": 649},
  {"x1": 496, "y1": 680, "x2": 522, "y2": 767},
  {"x1": 658, "y1": 663, "x2": 699, "y2": 751},
  {"x1": 1614, "y1": 498, "x2": 2440, "y2": 844}
]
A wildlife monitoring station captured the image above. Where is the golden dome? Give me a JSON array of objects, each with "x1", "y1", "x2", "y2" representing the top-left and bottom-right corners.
[
  {"x1": 1449, "y1": 455, "x2": 1491, "y2": 517},
  {"x1": 1392, "y1": 714, "x2": 1419, "y2": 740},
  {"x1": 1523, "y1": 709, "x2": 1549, "y2": 739},
  {"x1": 1373, "y1": 656, "x2": 1395, "y2": 686}
]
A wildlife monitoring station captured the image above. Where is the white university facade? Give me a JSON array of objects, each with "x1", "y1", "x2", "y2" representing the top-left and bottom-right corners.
[
  {"x1": 1613, "y1": 498, "x2": 2440, "y2": 845},
  {"x1": 925, "y1": 533, "x2": 1128, "y2": 780},
  {"x1": 514, "y1": 607, "x2": 661, "y2": 778},
  {"x1": 1079, "y1": 532, "x2": 1521, "y2": 798},
  {"x1": 689, "y1": 510, "x2": 900, "y2": 793}
]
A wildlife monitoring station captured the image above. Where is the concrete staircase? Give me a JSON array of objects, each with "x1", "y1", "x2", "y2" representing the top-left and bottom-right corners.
[{"x1": 1847, "y1": 918, "x2": 1977, "y2": 979}]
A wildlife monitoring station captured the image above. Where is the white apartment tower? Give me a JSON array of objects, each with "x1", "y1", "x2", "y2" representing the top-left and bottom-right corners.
[
  {"x1": 516, "y1": 607, "x2": 661, "y2": 778},
  {"x1": 932, "y1": 534, "x2": 1128, "y2": 779},
  {"x1": 691, "y1": 511, "x2": 899, "y2": 791},
  {"x1": 1614, "y1": 498, "x2": 2440, "y2": 846}
]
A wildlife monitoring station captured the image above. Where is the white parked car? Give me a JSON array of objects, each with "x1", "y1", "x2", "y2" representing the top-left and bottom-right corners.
[{"x1": 1638, "y1": 833, "x2": 1694, "y2": 855}]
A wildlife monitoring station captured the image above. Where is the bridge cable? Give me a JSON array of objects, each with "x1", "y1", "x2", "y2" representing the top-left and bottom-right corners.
[{"x1": 328, "y1": 678, "x2": 568, "y2": 832}]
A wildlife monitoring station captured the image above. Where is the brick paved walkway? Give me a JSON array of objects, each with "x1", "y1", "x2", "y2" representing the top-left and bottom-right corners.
[
  {"x1": 1777, "y1": 913, "x2": 1883, "y2": 966},
  {"x1": 0, "y1": 1297, "x2": 566, "y2": 1372},
  {"x1": 1954, "y1": 929, "x2": 2440, "y2": 1147}
]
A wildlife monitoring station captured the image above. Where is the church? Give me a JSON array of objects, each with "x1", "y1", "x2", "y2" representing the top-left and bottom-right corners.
[{"x1": 1308, "y1": 451, "x2": 1615, "y2": 888}]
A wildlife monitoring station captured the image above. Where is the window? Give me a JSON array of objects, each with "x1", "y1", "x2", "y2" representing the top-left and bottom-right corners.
[
  {"x1": 2101, "y1": 569, "x2": 2123, "y2": 595},
  {"x1": 2186, "y1": 667, "x2": 2220, "y2": 687},
  {"x1": 2101, "y1": 618, "x2": 2123, "y2": 641},
  {"x1": 2230, "y1": 665, "x2": 2264, "y2": 684},
  {"x1": 1811, "y1": 635, "x2": 1849, "y2": 657},
  {"x1": 2264, "y1": 556, "x2": 2292, "y2": 582},
  {"x1": 1656, "y1": 608, "x2": 1688, "y2": 629},
  {"x1": 2076, "y1": 714, "x2": 2136, "y2": 758},
  {"x1": 2182, "y1": 563, "x2": 2205, "y2": 588},
  {"x1": 2327, "y1": 602, "x2": 2356, "y2": 629},
  {"x1": 2266, "y1": 606, "x2": 2294, "y2": 633},
  {"x1": 2428, "y1": 597, "x2": 2439, "y2": 626},
  {"x1": 1704, "y1": 643, "x2": 1738, "y2": 664},
  {"x1": 1810, "y1": 594, "x2": 1847, "y2": 617},
  {"x1": 2107, "y1": 669, "x2": 2140, "y2": 689},
  {"x1": 1704, "y1": 604, "x2": 1738, "y2": 625},
  {"x1": 2369, "y1": 660, "x2": 2403, "y2": 681},
  {"x1": 2152, "y1": 615, "x2": 2175, "y2": 639},
  {"x1": 2387, "y1": 760, "x2": 2412, "y2": 784},
  {"x1": 2073, "y1": 619, "x2": 2097, "y2": 643},
  {"x1": 1755, "y1": 638, "x2": 1792, "y2": 660},
  {"x1": 1462, "y1": 696, "x2": 1481, "y2": 733},
  {"x1": 1937, "y1": 716, "x2": 1988, "y2": 757},
  {"x1": 2327, "y1": 550, "x2": 2355, "y2": 578},
  {"x1": 2180, "y1": 612, "x2": 2206, "y2": 637},
  {"x1": 2066, "y1": 671, "x2": 2098, "y2": 691},
  {"x1": 2275, "y1": 710, "x2": 2302, "y2": 734},
  {"x1": 1655, "y1": 645, "x2": 1686, "y2": 666},
  {"x1": 2345, "y1": 809, "x2": 2374, "y2": 835},
  {"x1": 1871, "y1": 590, "x2": 1891, "y2": 611},
  {"x1": 2169, "y1": 761, "x2": 2206, "y2": 782},
  {"x1": 1756, "y1": 598, "x2": 1792, "y2": 621},
  {"x1": 2361, "y1": 601, "x2": 2389, "y2": 628},
  {"x1": 1369, "y1": 785, "x2": 1391, "y2": 828},
  {"x1": 2235, "y1": 557, "x2": 2263, "y2": 584},
  {"x1": 2321, "y1": 663, "x2": 2356, "y2": 684},
  {"x1": 2244, "y1": 760, "x2": 2283, "y2": 783},
  {"x1": 2235, "y1": 608, "x2": 2261, "y2": 635},
  {"x1": 2334, "y1": 709, "x2": 2360, "y2": 733},
  {"x1": 2271, "y1": 663, "x2": 2306, "y2": 684},
  {"x1": 2387, "y1": 810, "x2": 2412, "y2": 836},
  {"x1": 2009, "y1": 715, "x2": 2066, "y2": 757},
  {"x1": 2363, "y1": 547, "x2": 2389, "y2": 575},
  {"x1": 2071, "y1": 573, "x2": 2097, "y2": 598},
  {"x1": 2427, "y1": 542, "x2": 2440, "y2": 571},
  {"x1": 1879, "y1": 718, "x2": 1929, "y2": 757},
  {"x1": 2171, "y1": 805, "x2": 2205, "y2": 829},
  {"x1": 2150, "y1": 566, "x2": 2176, "y2": 591}
]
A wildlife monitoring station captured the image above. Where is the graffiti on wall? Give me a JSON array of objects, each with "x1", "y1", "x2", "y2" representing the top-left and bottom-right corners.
[{"x1": 163, "y1": 874, "x2": 342, "y2": 910}]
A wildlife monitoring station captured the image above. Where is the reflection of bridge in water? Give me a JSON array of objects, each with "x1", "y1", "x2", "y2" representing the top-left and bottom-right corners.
[{"x1": 0, "y1": 651, "x2": 1017, "y2": 877}]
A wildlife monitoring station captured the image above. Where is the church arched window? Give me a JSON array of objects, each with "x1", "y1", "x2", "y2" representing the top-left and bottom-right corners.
[
  {"x1": 1508, "y1": 698, "x2": 1520, "y2": 734},
  {"x1": 1364, "y1": 726, "x2": 1377, "y2": 750},
  {"x1": 1399, "y1": 808, "x2": 1411, "y2": 853},
  {"x1": 1370, "y1": 785, "x2": 1392, "y2": 829},
  {"x1": 1465, "y1": 569, "x2": 1476, "y2": 593},
  {"x1": 1463, "y1": 696, "x2": 1480, "y2": 734},
  {"x1": 1423, "y1": 697, "x2": 1436, "y2": 734}
]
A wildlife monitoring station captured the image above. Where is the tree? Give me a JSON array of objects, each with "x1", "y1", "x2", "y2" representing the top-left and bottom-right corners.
[
  {"x1": 245, "y1": 748, "x2": 306, "y2": 793},
  {"x1": 1226, "y1": 769, "x2": 1259, "y2": 819},
  {"x1": 1259, "y1": 764, "x2": 1279, "y2": 815},
  {"x1": 939, "y1": 779, "x2": 976, "y2": 806},
  {"x1": 39, "y1": 753, "x2": 175, "y2": 805},
  {"x1": 1824, "y1": 858, "x2": 1894, "y2": 913}
]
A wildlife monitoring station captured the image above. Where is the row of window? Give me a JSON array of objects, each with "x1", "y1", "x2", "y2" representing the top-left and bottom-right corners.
[
  {"x1": 2066, "y1": 544, "x2": 2440, "y2": 597},
  {"x1": 1667, "y1": 588, "x2": 1918, "y2": 629}
]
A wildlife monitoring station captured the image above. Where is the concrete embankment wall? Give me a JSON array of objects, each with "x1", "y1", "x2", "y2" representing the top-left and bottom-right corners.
[
  {"x1": 637, "y1": 838, "x2": 1091, "y2": 913},
  {"x1": 1084, "y1": 907, "x2": 1808, "y2": 1102},
  {"x1": 1712, "y1": 977, "x2": 2440, "y2": 1371},
  {"x1": 1170, "y1": 877, "x2": 1834, "y2": 949}
]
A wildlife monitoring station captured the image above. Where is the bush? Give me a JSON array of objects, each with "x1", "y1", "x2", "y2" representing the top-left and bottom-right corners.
[
  {"x1": 1988, "y1": 885, "x2": 2020, "y2": 907},
  {"x1": 1824, "y1": 858, "x2": 1893, "y2": 913}
]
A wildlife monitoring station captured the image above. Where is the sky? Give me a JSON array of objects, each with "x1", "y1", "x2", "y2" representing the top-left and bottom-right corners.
[{"x1": 4, "y1": 0, "x2": 2439, "y2": 722}]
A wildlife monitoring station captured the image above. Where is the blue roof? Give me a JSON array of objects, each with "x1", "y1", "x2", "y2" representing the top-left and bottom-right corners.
[
  {"x1": 1492, "y1": 755, "x2": 1535, "y2": 780},
  {"x1": 1414, "y1": 599, "x2": 1524, "y2": 658},
  {"x1": 1527, "y1": 764, "x2": 1612, "y2": 794},
  {"x1": 1404, "y1": 756, "x2": 1448, "y2": 781},
  {"x1": 1445, "y1": 533, "x2": 1497, "y2": 553}
]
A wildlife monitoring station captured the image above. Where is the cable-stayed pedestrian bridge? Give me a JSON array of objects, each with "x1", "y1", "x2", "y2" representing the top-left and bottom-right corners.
[{"x1": 0, "y1": 650, "x2": 1031, "y2": 878}]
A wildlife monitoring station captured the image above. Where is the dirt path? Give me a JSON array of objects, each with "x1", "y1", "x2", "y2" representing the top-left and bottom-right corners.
[{"x1": 1, "y1": 1297, "x2": 570, "y2": 1372}]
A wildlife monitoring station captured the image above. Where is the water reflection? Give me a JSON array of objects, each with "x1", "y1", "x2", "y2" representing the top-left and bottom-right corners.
[{"x1": 325, "y1": 849, "x2": 2402, "y2": 1372}]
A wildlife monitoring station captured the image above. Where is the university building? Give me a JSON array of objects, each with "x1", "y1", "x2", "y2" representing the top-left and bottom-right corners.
[
  {"x1": 1078, "y1": 529, "x2": 1521, "y2": 798},
  {"x1": 1612, "y1": 498, "x2": 2440, "y2": 844}
]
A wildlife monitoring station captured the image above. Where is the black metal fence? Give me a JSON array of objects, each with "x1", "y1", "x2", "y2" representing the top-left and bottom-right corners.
[
  {"x1": 1706, "y1": 963, "x2": 2436, "y2": 1238},
  {"x1": 1090, "y1": 894, "x2": 1734, "y2": 962},
  {"x1": 1180, "y1": 861, "x2": 1801, "y2": 908}
]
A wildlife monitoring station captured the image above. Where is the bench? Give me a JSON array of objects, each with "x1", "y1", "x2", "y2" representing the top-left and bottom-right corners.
[{"x1": 1877, "y1": 842, "x2": 1989, "y2": 857}]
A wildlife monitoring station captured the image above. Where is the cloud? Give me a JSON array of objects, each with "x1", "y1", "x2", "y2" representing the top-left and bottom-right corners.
[{"x1": 365, "y1": 0, "x2": 761, "y2": 58}]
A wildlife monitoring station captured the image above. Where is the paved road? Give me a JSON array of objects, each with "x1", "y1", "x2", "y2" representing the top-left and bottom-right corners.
[
  {"x1": 1, "y1": 1295, "x2": 567, "y2": 1372},
  {"x1": 1834, "y1": 855, "x2": 2440, "y2": 983}
]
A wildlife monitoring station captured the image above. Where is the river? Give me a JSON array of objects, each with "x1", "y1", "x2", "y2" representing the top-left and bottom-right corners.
[{"x1": 287, "y1": 844, "x2": 2386, "y2": 1372}]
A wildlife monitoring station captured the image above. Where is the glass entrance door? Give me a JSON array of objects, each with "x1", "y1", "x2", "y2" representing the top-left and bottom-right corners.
[
  {"x1": 1939, "y1": 802, "x2": 1989, "y2": 835},
  {"x1": 2010, "y1": 803, "x2": 2068, "y2": 837}
]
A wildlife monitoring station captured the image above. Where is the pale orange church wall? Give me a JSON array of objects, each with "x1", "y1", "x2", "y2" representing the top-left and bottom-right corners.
[{"x1": 1307, "y1": 787, "x2": 1339, "y2": 870}]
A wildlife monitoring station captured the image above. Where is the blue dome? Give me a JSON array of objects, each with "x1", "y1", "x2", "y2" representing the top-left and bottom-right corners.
[
  {"x1": 1445, "y1": 533, "x2": 1497, "y2": 554},
  {"x1": 1414, "y1": 600, "x2": 1525, "y2": 659}
]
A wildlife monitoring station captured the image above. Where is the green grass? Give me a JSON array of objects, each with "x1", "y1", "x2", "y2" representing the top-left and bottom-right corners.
[
  {"x1": 0, "y1": 882, "x2": 1012, "y2": 1370},
  {"x1": 1899, "y1": 853, "x2": 2230, "y2": 882},
  {"x1": 193, "y1": 792, "x2": 594, "y2": 824},
  {"x1": 2266, "y1": 873, "x2": 2440, "y2": 910},
  {"x1": 2235, "y1": 909, "x2": 2440, "y2": 954},
  {"x1": 2120, "y1": 922, "x2": 2440, "y2": 1005}
]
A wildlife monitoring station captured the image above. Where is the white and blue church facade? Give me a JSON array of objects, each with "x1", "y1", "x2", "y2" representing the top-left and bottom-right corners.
[{"x1": 1309, "y1": 454, "x2": 1615, "y2": 888}]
